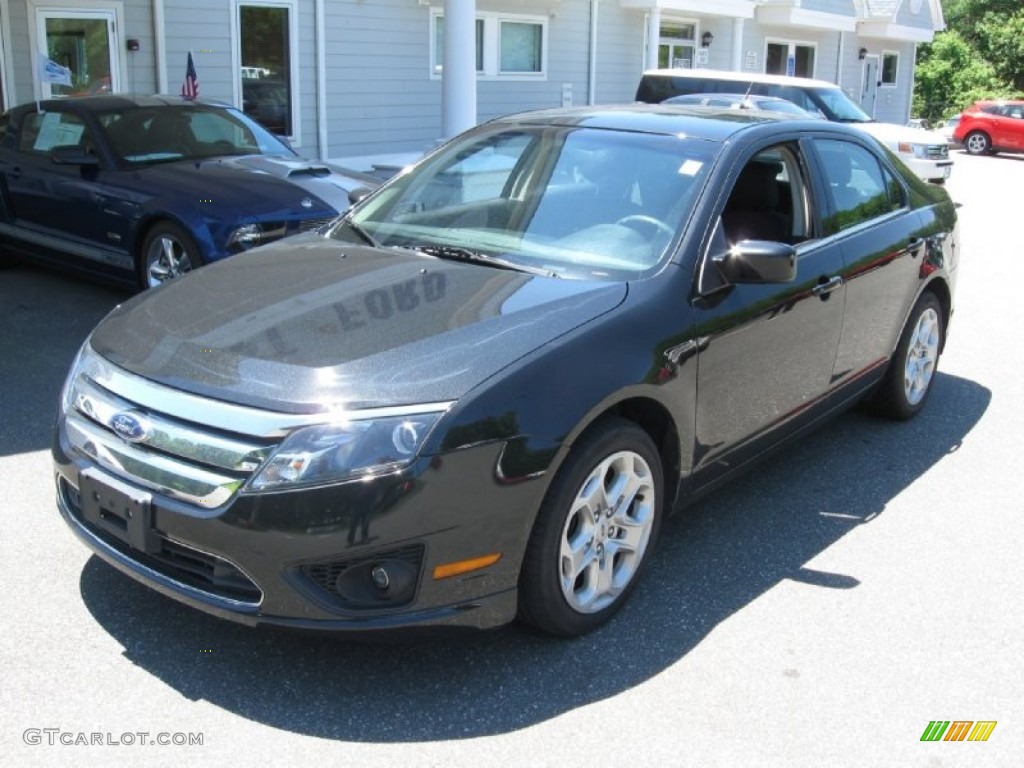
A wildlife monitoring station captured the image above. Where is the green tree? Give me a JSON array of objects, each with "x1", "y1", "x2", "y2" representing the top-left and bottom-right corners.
[{"x1": 914, "y1": 0, "x2": 1024, "y2": 120}]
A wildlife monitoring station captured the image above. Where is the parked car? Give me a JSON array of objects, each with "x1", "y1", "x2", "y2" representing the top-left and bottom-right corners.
[
  {"x1": 953, "y1": 100, "x2": 1024, "y2": 156},
  {"x1": 940, "y1": 116, "x2": 961, "y2": 146},
  {"x1": 663, "y1": 92, "x2": 821, "y2": 118},
  {"x1": 637, "y1": 69, "x2": 954, "y2": 183},
  {"x1": 0, "y1": 95, "x2": 378, "y2": 289},
  {"x1": 54, "y1": 104, "x2": 959, "y2": 637}
]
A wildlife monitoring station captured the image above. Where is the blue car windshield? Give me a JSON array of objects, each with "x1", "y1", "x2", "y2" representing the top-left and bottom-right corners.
[
  {"x1": 97, "y1": 105, "x2": 294, "y2": 165},
  {"x1": 339, "y1": 124, "x2": 716, "y2": 281}
]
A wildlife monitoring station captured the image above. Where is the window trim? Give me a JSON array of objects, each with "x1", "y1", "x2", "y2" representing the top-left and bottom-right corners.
[
  {"x1": 430, "y1": 10, "x2": 548, "y2": 81},
  {"x1": 880, "y1": 51, "x2": 899, "y2": 88},
  {"x1": 231, "y1": 0, "x2": 300, "y2": 146},
  {"x1": 657, "y1": 17, "x2": 699, "y2": 70},
  {"x1": 27, "y1": 0, "x2": 127, "y2": 101}
]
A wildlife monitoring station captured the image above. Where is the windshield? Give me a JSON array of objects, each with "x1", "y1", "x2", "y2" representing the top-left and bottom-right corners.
[
  {"x1": 97, "y1": 105, "x2": 294, "y2": 165},
  {"x1": 334, "y1": 124, "x2": 715, "y2": 280},
  {"x1": 807, "y1": 87, "x2": 873, "y2": 123}
]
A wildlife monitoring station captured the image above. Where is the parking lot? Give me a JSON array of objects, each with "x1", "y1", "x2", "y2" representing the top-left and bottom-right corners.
[{"x1": 1, "y1": 150, "x2": 1021, "y2": 767}]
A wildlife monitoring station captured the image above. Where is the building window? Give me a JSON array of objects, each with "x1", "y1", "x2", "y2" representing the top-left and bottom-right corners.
[
  {"x1": 500, "y1": 22, "x2": 542, "y2": 73},
  {"x1": 433, "y1": 17, "x2": 485, "y2": 73},
  {"x1": 765, "y1": 41, "x2": 816, "y2": 78},
  {"x1": 881, "y1": 52, "x2": 899, "y2": 86},
  {"x1": 431, "y1": 12, "x2": 547, "y2": 79},
  {"x1": 658, "y1": 22, "x2": 696, "y2": 69},
  {"x1": 34, "y1": 8, "x2": 121, "y2": 99},
  {"x1": 239, "y1": 3, "x2": 294, "y2": 137}
]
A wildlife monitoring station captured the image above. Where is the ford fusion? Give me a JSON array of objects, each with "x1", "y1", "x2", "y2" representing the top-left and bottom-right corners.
[{"x1": 54, "y1": 105, "x2": 959, "y2": 636}]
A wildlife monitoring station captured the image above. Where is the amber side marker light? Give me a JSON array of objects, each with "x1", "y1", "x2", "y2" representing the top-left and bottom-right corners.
[{"x1": 433, "y1": 553, "x2": 502, "y2": 580}]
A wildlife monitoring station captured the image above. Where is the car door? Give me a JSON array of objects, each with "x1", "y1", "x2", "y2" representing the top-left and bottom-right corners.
[
  {"x1": 996, "y1": 104, "x2": 1024, "y2": 151},
  {"x1": 809, "y1": 137, "x2": 925, "y2": 393},
  {"x1": 0, "y1": 107, "x2": 131, "y2": 270},
  {"x1": 689, "y1": 140, "x2": 847, "y2": 488}
]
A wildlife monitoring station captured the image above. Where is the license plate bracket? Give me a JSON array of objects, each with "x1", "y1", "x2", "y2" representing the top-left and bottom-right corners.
[{"x1": 80, "y1": 469, "x2": 158, "y2": 554}]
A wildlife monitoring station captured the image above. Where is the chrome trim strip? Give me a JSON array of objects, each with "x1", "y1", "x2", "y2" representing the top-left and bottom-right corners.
[
  {"x1": 74, "y1": 376, "x2": 271, "y2": 471},
  {"x1": 66, "y1": 414, "x2": 242, "y2": 509},
  {"x1": 84, "y1": 346, "x2": 454, "y2": 437},
  {"x1": 0, "y1": 222, "x2": 134, "y2": 270}
]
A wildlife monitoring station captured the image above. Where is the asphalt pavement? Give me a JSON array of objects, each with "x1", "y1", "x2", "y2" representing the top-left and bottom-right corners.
[{"x1": 1, "y1": 151, "x2": 1020, "y2": 767}]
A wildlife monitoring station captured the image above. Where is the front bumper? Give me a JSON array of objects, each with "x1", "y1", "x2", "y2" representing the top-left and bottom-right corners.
[
  {"x1": 53, "y1": 432, "x2": 541, "y2": 632},
  {"x1": 901, "y1": 154, "x2": 954, "y2": 183}
]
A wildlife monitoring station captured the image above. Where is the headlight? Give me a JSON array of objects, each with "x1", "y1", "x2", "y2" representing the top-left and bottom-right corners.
[
  {"x1": 59, "y1": 340, "x2": 98, "y2": 417},
  {"x1": 897, "y1": 142, "x2": 929, "y2": 159},
  {"x1": 247, "y1": 412, "x2": 444, "y2": 491},
  {"x1": 227, "y1": 222, "x2": 288, "y2": 251}
]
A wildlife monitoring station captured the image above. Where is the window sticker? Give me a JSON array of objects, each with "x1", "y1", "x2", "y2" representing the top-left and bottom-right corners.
[
  {"x1": 679, "y1": 159, "x2": 703, "y2": 176},
  {"x1": 33, "y1": 113, "x2": 84, "y2": 152}
]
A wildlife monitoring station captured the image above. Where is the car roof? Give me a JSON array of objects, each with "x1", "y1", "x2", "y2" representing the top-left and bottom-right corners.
[
  {"x1": 641, "y1": 68, "x2": 842, "y2": 91},
  {"x1": 491, "y1": 103, "x2": 845, "y2": 143},
  {"x1": 6, "y1": 94, "x2": 234, "y2": 117}
]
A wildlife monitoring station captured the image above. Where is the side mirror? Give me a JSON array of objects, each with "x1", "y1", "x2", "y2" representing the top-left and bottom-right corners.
[
  {"x1": 50, "y1": 145, "x2": 100, "y2": 167},
  {"x1": 348, "y1": 186, "x2": 375, "y2": 206},
  {"x1": 714, "y1": 240, "x2": 797, "y2": 283}
]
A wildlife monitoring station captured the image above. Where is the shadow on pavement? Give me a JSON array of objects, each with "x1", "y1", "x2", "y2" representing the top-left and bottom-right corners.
[
  {"x1": 0, "y1": 265, "x2": 129, "y2": 457},
  {"x1": 77, "y1": 369, "x2": 990, "y2": 742}
]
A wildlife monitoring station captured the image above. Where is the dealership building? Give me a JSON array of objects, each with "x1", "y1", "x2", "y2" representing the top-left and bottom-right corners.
[{"x1": 0, "y1": 0, "x2": 945, "y2": 167}]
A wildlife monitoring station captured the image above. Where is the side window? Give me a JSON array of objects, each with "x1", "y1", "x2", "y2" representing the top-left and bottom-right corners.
[
  {"x1": 816, "y1": 140, "x2": 902, "y2": 233},
  {"x1": 720, "y1": 143, "x2": 812, "y2": 246},
  {"x1": 17, "y1": 112, "x2": 92, "y2": 157}
]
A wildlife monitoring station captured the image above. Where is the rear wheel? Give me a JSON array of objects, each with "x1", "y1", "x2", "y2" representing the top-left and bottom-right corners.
[
  {"x1": 139, "y1": 221, "x2": 203, "y2": 290},
  {"x1": 964, "y1": 131, "x2": 991, "y2": 156},
  {"x1": 518, "y1": 419, "x2": 663, "y2": 636},
  {"x1": 871, "y1": 292, "x2": 944, "y2": 420}
]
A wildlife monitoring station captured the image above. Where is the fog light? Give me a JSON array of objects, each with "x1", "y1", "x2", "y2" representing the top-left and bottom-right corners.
[{"x1": 371, "y1": 564, "x2": 390, "y2": 591}]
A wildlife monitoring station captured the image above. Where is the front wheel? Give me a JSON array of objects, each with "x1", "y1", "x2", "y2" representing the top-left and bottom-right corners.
[
  {"x1": 964, "y1": 131, "x2": 991, "y2": 156},
  {"x1": 518, "y1": 419, "x2": 663, "y2": 636},
  {"x1": 139, "y1": 221, "x2": 203, "y2": 290},
  {"x1": 870, "y1": 292, "x2": 944, "y2": 420}
]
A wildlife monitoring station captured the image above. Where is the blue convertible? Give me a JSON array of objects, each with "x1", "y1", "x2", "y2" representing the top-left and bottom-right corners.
[{"x1": 0, "y1": 95, "x2": 376, "y2": 289}]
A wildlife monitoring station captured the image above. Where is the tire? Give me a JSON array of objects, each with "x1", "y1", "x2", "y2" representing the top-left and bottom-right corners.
[
  {"x1": 964, "y1": 131, "x2": 991, "y2": 156},
  {"x1": 870, "y1": 292, "x2": 944, "y2": 421},
  {"x1": 518, "y1": 418, "x2": 664, "y2": 636},
  {"x1": 139, "y1": 221, "x2": 203, "y2": 290}
]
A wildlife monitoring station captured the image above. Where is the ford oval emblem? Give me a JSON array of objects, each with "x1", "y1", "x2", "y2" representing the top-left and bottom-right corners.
[
  {"x1": 301, "y1": 197, "x2": 314, "y2": 209},
  {"x1": 109, "y1": 411, "x2": 151, "y2": 443}
]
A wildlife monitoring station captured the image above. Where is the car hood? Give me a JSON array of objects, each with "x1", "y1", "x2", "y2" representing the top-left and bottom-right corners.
[
  {"x1": 89, "y1": 236, "x2": 627, "y2": 413},
  {"x1": 856, "y1": 121, "x2": 946, "y2": 147},
  {"x1": 129, "y1": 155, "x2": 354, "y2": 214}
]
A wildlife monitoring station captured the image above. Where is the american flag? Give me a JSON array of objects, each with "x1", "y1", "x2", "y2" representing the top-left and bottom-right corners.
[{"x1": 181, "y1": 51, "x2": 199, "y2": 100}]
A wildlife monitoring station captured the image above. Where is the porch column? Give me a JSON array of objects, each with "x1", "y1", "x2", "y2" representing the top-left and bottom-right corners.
[
  {"x1": 442, "y1": 0, "x2": 477, "y2": 138},
  {"x1": 646, "y1": 7, "x2": 661, "y2": 70},
  {"x1": 731, "y1": 17, "x2": 744, "y2": 72}
]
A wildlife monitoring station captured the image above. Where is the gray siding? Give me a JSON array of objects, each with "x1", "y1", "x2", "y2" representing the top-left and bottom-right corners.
[
  {"x1": 593, "y1": 5, "x2": 643, "y2": 104},
  {"x1": 124, "y1": 0, "x2": 157, "y2": 95},
  {"x1": 802, "y1": 0, "x2": 856, "y2": 16},
  {"x1": 7, "y1": 0, "x2": 32, "y2": 107}
]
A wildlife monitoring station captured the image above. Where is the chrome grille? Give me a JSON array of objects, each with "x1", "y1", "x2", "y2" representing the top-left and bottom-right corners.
[
  {"x1": 64, "y1": 360, "x2": 279, "y2": 509},
  {"x1": 927, "y1": 144, "x2": 949, "y2": 159}
]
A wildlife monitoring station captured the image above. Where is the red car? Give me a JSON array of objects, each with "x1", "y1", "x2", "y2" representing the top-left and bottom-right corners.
[{"x1": 953, "y1": 100, "x2": 1024, "y2": 156}]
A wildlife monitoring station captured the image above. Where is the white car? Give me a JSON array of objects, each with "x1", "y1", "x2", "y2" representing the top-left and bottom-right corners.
[{"x1": 638, "y1": 69, "x2": 953, "y2": 183}]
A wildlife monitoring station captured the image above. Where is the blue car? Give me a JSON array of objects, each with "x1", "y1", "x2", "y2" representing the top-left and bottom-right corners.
[{"x1": 0, "y1": 95, "x2": 377, "y2": 289}]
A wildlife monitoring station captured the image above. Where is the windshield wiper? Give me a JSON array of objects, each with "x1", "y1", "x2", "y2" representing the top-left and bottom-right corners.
[
  {"x1": 337, "y1": 218, "x2": 379, "y2": 247},
  {"x1": 406, "y1": 244, "x2": 558, "y2": 278}
]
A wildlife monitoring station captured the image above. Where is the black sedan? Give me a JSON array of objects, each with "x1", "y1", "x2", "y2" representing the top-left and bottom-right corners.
[
  {"x1": 53, "y1": 104, "x2": 959, "y2": 636},
  {"x1": 0, "y1": 95, "x2": 377, "y2": 289}
]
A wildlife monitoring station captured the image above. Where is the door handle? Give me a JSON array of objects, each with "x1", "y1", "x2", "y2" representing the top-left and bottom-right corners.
[
  {"x1": 907, "y1": 237, "x2": 924, "y2": 257},
  {"x1": 812, "y1": 275, "x2": 843, "y2": 299}
]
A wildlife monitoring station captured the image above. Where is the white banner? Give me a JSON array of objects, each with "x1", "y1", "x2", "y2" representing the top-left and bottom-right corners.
[{"x1": 38, "y1": 54, "x2": 72, "y2": 87}]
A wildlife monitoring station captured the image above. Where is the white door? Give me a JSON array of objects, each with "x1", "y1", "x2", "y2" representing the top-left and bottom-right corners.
[
  {"x1": 36, "y1": 8, "x2": 120, "y2": 98},
  {"x1": 861, "y1": 56, "x2": 879, "y2": 117}
]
